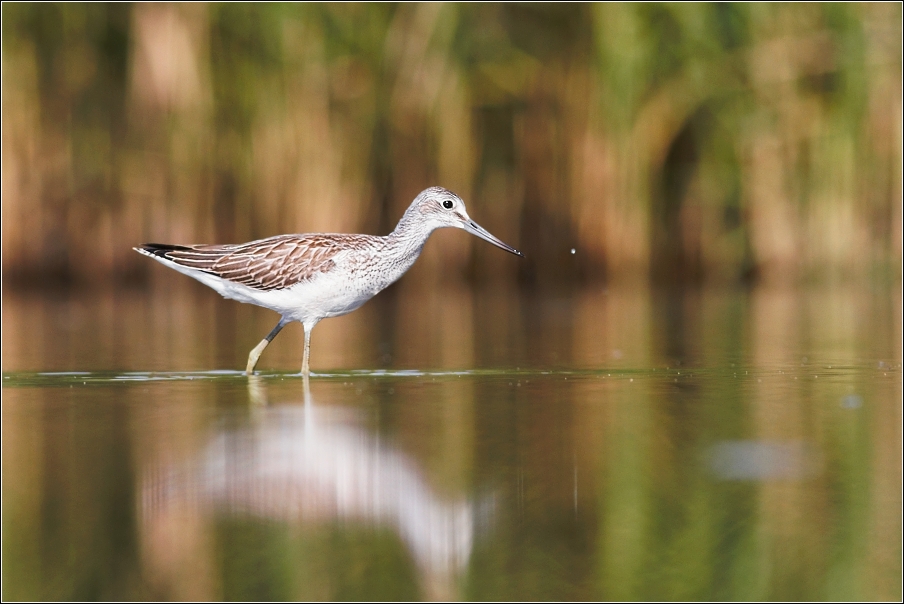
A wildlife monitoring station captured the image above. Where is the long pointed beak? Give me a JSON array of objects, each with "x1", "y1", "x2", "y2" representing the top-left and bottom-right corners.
[{"x1": 462, "y1": 219, "x2": 524, "y2": 257}]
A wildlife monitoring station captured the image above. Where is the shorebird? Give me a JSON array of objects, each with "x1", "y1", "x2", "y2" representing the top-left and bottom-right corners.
[{"x1": 135, "y1": 186, "x2": 523, "y2": 375}]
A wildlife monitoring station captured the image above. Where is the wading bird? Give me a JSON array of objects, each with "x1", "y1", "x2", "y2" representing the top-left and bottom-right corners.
[{"x1": 135, "y1": 187, "x2": 523, "y2": 375}]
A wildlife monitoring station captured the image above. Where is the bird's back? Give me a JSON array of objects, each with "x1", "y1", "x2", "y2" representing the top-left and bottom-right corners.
[{"x1": 136, "y1": 233, "x2": 383, "y2": 292}]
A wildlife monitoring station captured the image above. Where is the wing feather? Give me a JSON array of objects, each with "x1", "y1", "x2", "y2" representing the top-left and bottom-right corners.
[{"x1": 138, "y1": 234, "x2": 379, "y2": 291}]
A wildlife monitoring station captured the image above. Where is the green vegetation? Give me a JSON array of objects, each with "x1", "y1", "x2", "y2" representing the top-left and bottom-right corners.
[{"x1": 2, "y1": 3, "x2": 900, "y2": 285}]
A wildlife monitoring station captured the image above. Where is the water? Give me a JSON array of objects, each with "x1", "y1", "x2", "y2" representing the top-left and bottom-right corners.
[{"x1": 2, "y1": 283, "x2": 901, "y2": 600}]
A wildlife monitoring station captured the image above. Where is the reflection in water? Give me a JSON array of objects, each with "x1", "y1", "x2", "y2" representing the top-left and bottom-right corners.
[
  {"x1": 707, "y1": 440, "x2": 823, "y2": 481},
  {"x1": 2, "y1": 283, "x2": 901, "y2": 601},
  {"x1": 140, "y1": 376, "x2": 478, "y2": 600}
]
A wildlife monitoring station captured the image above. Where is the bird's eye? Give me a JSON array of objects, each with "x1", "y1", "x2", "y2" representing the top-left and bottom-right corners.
[{"x1": 442, "y1": 199, "x2": 454, "y2": 209}]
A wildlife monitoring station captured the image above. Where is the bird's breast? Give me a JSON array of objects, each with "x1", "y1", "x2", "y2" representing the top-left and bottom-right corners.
[{"x1": 266, "y1": 241, "x2": 423, "y2": 323}]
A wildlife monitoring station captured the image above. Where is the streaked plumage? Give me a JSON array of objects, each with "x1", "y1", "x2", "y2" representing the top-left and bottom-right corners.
[
  {"x1": 140, "y1": 234, "x2": 374, "y2": 291},
  {"x1": 135, "y1": 186, "x2": 522, "y2": 374}
]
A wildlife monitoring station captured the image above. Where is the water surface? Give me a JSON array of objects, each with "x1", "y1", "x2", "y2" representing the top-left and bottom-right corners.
[{"x1": 2, "y1": 284, "x2": 901, "y2": 600}]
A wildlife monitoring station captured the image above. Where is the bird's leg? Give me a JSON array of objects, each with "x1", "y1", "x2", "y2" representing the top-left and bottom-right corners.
[
  {"x1": 246, "y1": 319, "x2": 287, "y2": 375},
  {"x1": 301, "y1": 327, "x2": 312, "y2": 376},
  {"x1": 301, "y1": 320, "x2": 317, "y2": 376}
]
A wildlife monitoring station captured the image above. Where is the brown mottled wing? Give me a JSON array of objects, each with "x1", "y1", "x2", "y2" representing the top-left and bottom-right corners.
[{"x1": 144, "y1": 234, "x2": 374, "y2": 291}]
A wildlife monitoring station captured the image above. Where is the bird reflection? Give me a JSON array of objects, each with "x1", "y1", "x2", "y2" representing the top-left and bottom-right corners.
[{"x1": 140, "y1": 376, "x2": 478, "y2": 600}]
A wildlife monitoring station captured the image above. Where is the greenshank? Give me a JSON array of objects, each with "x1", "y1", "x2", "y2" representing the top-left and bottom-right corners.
[{"x1": 135, "y1": 187, "x2": 523, "y2": 374}]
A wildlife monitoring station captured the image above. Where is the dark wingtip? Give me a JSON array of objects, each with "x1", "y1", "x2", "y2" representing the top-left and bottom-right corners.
[{"x1": 135, "y1": 243, "x2": 192, "y2": 259}]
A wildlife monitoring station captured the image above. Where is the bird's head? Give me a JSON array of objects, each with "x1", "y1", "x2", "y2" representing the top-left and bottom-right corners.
[{"x1": 407, "y1": 186, "x2": 524, "y2": 257}]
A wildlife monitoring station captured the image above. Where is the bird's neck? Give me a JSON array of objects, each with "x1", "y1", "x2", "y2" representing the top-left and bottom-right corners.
[
  {"x1": 383, "y1": 209, "x2": 436, "y2": 271},
  {"x1": 388, "y1": 209, "x2": 435, "y2": 250}
]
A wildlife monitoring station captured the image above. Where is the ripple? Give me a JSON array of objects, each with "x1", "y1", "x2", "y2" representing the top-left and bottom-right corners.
[{"x1": 3, "y1": 362, "x2": 889, "y2": 387}]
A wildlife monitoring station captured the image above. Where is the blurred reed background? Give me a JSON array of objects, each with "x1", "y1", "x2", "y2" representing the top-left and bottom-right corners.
[
  {"x1": 3, "y1": 3, "x2": 901, "y2": 289},
  {"x1": 2, "y1": 6, "x2": 902, "y2": 600}
]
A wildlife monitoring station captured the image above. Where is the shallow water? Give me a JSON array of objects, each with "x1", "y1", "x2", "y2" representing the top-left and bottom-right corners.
[{"x1": 2, "y1": 283, "x2": 901, "y2": 600}]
